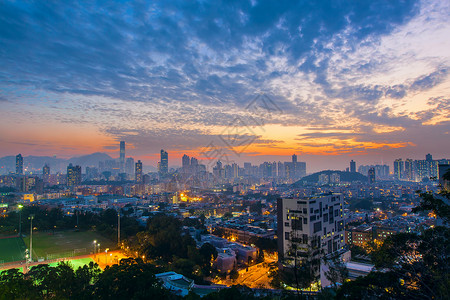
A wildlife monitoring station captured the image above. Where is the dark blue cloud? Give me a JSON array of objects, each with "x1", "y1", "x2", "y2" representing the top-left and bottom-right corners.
[
  {"x1": 0, "y1": 0, "x2": 420, "y2": 107},
  {"x1": 410, "y1": 68, "x2": 448, "y2": 91}
]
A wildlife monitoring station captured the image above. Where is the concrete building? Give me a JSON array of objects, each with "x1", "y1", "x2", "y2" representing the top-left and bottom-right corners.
[
  {"x1": 119, "y1": 141, "x2": 125, "y2": 173},
  {"x1": 350, "y1": 160, "x2": 356, "y2": 173},
  {"x1": 135, "y1": 160, "x2": 143, "y2": 183},
  {"x1": 277, "y1": 193, "x2": 345, "y2": 278},
  {"x1": 67, "y1": 164, "x2": 81, "y2": 187},
  {"x1": 16, "y1": 154, "x2": 23, "y2": 175}
]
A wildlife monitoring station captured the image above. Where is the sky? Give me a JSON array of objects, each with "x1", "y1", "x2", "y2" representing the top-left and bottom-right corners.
[{"x1": 0, "y1": 0, "x2": 449, "y2": 172}]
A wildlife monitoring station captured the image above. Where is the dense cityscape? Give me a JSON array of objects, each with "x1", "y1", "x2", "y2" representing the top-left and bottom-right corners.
[
  {"x1": 1, "y1": 0, "x2": 449, "y2": 299},
  {"x1": 0, "y1": 142, "x2": 449, "y2": 299}
]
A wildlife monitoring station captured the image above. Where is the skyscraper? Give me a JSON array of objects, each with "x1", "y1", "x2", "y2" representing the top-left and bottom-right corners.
[
  {"x1": 119, "y1": 141, "x2": 125, "y2": 173},
  {"x1": 350, "y1": 160, "x2": 356, "y2": 173},
  {"x1": 368, "y1": 167, "x2": 376, "y2": 184},
  {"x1": 16, "y1": 154, "x2": 23, "y2": 175},
  {"x1": 405, "y1": 159, "x2": 414, "y2": 181},
  {"x1": 67, "y1": 163, "x2": 81, "y2": 187},
  {"x1": 394, "y1": 159, "x2": 404, "y2": 180},
  {"x1": 135, "y1": 160, "x2": 143, "y2": 183},
  {"x1": 182, "y1": 154, "x2": 190, "y2": 172},
  {"x1": 292, "y1": 154, "x2": 297, "y2": 163},
  {"x1": 43, "y1": 164, "x2": 50, "y2": 183},
  {"x1": 125, "y1": 157, "x2": 135, "y2": 177},
  {"x1": 160, "y1": 149, "x2": 168, "y2": 175}
]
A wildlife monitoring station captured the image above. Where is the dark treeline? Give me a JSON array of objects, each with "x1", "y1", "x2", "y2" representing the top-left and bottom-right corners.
[{"x1": 0, "y1": 258, "x2": 308, "y2": 300}]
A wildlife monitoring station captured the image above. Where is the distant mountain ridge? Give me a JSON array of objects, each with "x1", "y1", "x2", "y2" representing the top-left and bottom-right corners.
[
  {"x1": 0, "y1": 152, "x2": 113, "y2": 174},
  {"x1": 292, "y1": 170, "x2": 368, "y2": 186}
]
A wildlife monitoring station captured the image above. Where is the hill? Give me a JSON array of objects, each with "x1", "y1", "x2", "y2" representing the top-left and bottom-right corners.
[
  {"x1": 292, "y1": 170, "x2": 368, "y2": 186},
  {"x1": 0, "y1": 153, "x2": 113, "y2": 174}
]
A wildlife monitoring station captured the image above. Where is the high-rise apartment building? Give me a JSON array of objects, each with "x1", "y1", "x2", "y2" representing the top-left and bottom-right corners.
[
  {"x1": 350, "y1": 160, "x2": 356, "y2": 173},
  {"x1": 125, "y1": 157, "x2": 135, "y2": 177},
  {"x1": 405, "y1": 159, "x2": 414, "y2": 181},
  {"x1": 67, "y1": 164, "x2": 81, "y2": 187},
  {"x1": 119, "y1": 141, "x2": 125, "y2": 173},
  {"x1": 42, "y1": 164, "x2": 50, "y2": 183},
  {"x1": 160, "y1": 149, "x2": 168, "y2": 175},
  {"x1": 16, "y1": 154, "x2": 23, "y2": 175},
  {"x1": 368, "y1": 167, "x2": 376, "y2": 184},
  {"x1": 135, "y1": 160, "x2": 143, "y2": 183},
  {"x1": 394, "y1": 159, "x2": 404, "y2": 180},
  {"x1": 277, "y1": 194, "x2": 345, "y2": 284}
]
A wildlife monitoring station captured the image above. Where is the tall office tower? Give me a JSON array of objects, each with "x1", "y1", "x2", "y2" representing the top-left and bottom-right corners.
[
  {"x1": 425, "y1": 153, "x2": 433, "y2": 162},
  {"x1": 350, "y1": 160, "x2": 356, "y2": 173},
  {"x1": 244, "y1": 162, "x2": 251, "y2": 176},
  {"x1": 277, "y1": 194, "x2": 345, "y2": 286},
  {"x1": 125, "y1": 157, "x2": 135, "y2": 177},
  {"x1": 405, "y1": 159, "x2": 414, "y2": 181},
  {"x1": 190, "y1": 157, "x2": 199, "y2": 174},
  {"x1": 42, "y1": 164, "x2": 50, "y2": 183},
  {"x1": 368, "y1": 167, "x2": 376, "y2": 184},
  {"x1": 182, "y1": 154, "x2": 190, "y2": 172},
  {"x1": 119, "y1": 141, "x2": 125, "y2": 173},
  {"x1": 160, "y1": 150, "x2": 168, "y2": 175},
  {"x1": 213, "y1": 160, "x2": 223, "y2": 179},
  {"x1": 232, "y1": 163, "x2": 239, "y2": 178},
  {"x1": 295, "y1": 161, "x2": 307, "y2": 178},
  {"x1": 67, "y1": 163, "x2": 81, "y2": 187},
  {"x1": 393, "y1": 159, "x2": 404, "y2": 180},
  {"x1": 277, "y1": 161, "x2": 285, "y2": 178},
  {"x1": 135, "y1": 160, "x2": 143, "y2": 183},
  {"x1": 190, "y1": 157, "x2": 198, "y2": 166},
  {"x1": 292, "y1": 154, "x2": 297, "y2": 163},
  {"x1": 16, "y1": 154, "x2": 23, "y2": 175}
]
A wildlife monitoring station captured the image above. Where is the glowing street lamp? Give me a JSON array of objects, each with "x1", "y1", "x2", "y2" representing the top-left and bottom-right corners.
[
  {"x1": 28, "y1": 214, "x2": 34, "y2": 263},
  {"x1": 18, "y1": 204, "x2": 23, "y2": 237}
]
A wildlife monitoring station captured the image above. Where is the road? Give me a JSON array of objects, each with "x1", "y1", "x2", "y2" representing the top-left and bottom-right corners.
[{"x1": 214, "y1": 257, "x2": 276, "y2": 289}]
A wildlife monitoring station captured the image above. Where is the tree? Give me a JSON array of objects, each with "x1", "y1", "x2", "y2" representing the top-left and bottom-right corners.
[
  {"x1": 94, "y1": 258, "x2": 176, "y2": 299},
  {"x1": 412, "y1": 191, "x2": 450, "y2": 224},
  {"x1": 337, "y1": 191, "x2": 450, "y2": 300},
  {"x1": 0, "y1": 268, "x2": 38, "y2": 299},
  {"x1": 323, "y1": 252, "x2": 348, "y2": 288}
]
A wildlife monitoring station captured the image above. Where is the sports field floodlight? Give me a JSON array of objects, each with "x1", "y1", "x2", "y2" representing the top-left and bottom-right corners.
[
  {"x1": 28, "y1": 214, "x2": 34, "y2": 263},
  {"x1": 18, "y1": 204, "x2": 23, "y2": 237}
]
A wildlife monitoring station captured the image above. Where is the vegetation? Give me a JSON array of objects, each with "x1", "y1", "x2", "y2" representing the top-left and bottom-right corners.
[
  {"x1": 0, "y1": 258, "x2": 177, "y2": 300},
  {"x1": 0, "y1": 206, "x2": 141, "y2": 242},
  {"x1": 335, "y1": 189, "x2": 450, "y2": 300},
  {"x1": 126, "y1": 214, "x2": 217, "y2": 283},
  {"x1": 292, "y1": 170, "x2": 368, "y2": 186}
]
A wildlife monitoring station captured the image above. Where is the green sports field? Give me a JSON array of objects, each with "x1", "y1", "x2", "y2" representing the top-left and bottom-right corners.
[
  {"x1": 23, "y1": 231, "x2": 115, "y2": 260},
  {"x1": 0, "y1": 237, "x2": 27, "y2": 263},
  {"x1": 48, "y1": 257, "x2": 95, "y2": 269},
  {"x1": 1, "y1": 257, "x2": 97, "y2": 274}
]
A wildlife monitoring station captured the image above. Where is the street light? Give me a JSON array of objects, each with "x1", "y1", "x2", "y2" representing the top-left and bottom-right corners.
[
  {"x1": 18, "y1": 204, "x2": 23, "y2": 238},
  {"x1": 93, "y1": 240, "x2": 97, "y2": 257},
  {"x1": 28, "y1": 214, "x2": 34, "y2": 263},
  {"x1": 117, "y1": 211, "x2": 120, "y2": 247}
]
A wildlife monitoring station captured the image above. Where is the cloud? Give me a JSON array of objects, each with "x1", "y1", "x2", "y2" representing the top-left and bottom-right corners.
[{"x1": 1, "y1": 0, "x2": 449, "y2": 167}]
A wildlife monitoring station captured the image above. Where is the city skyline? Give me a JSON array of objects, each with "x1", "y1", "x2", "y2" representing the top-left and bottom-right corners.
[{"x1": 1, "y1": 0, "x2": 449, "y2": 172}]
